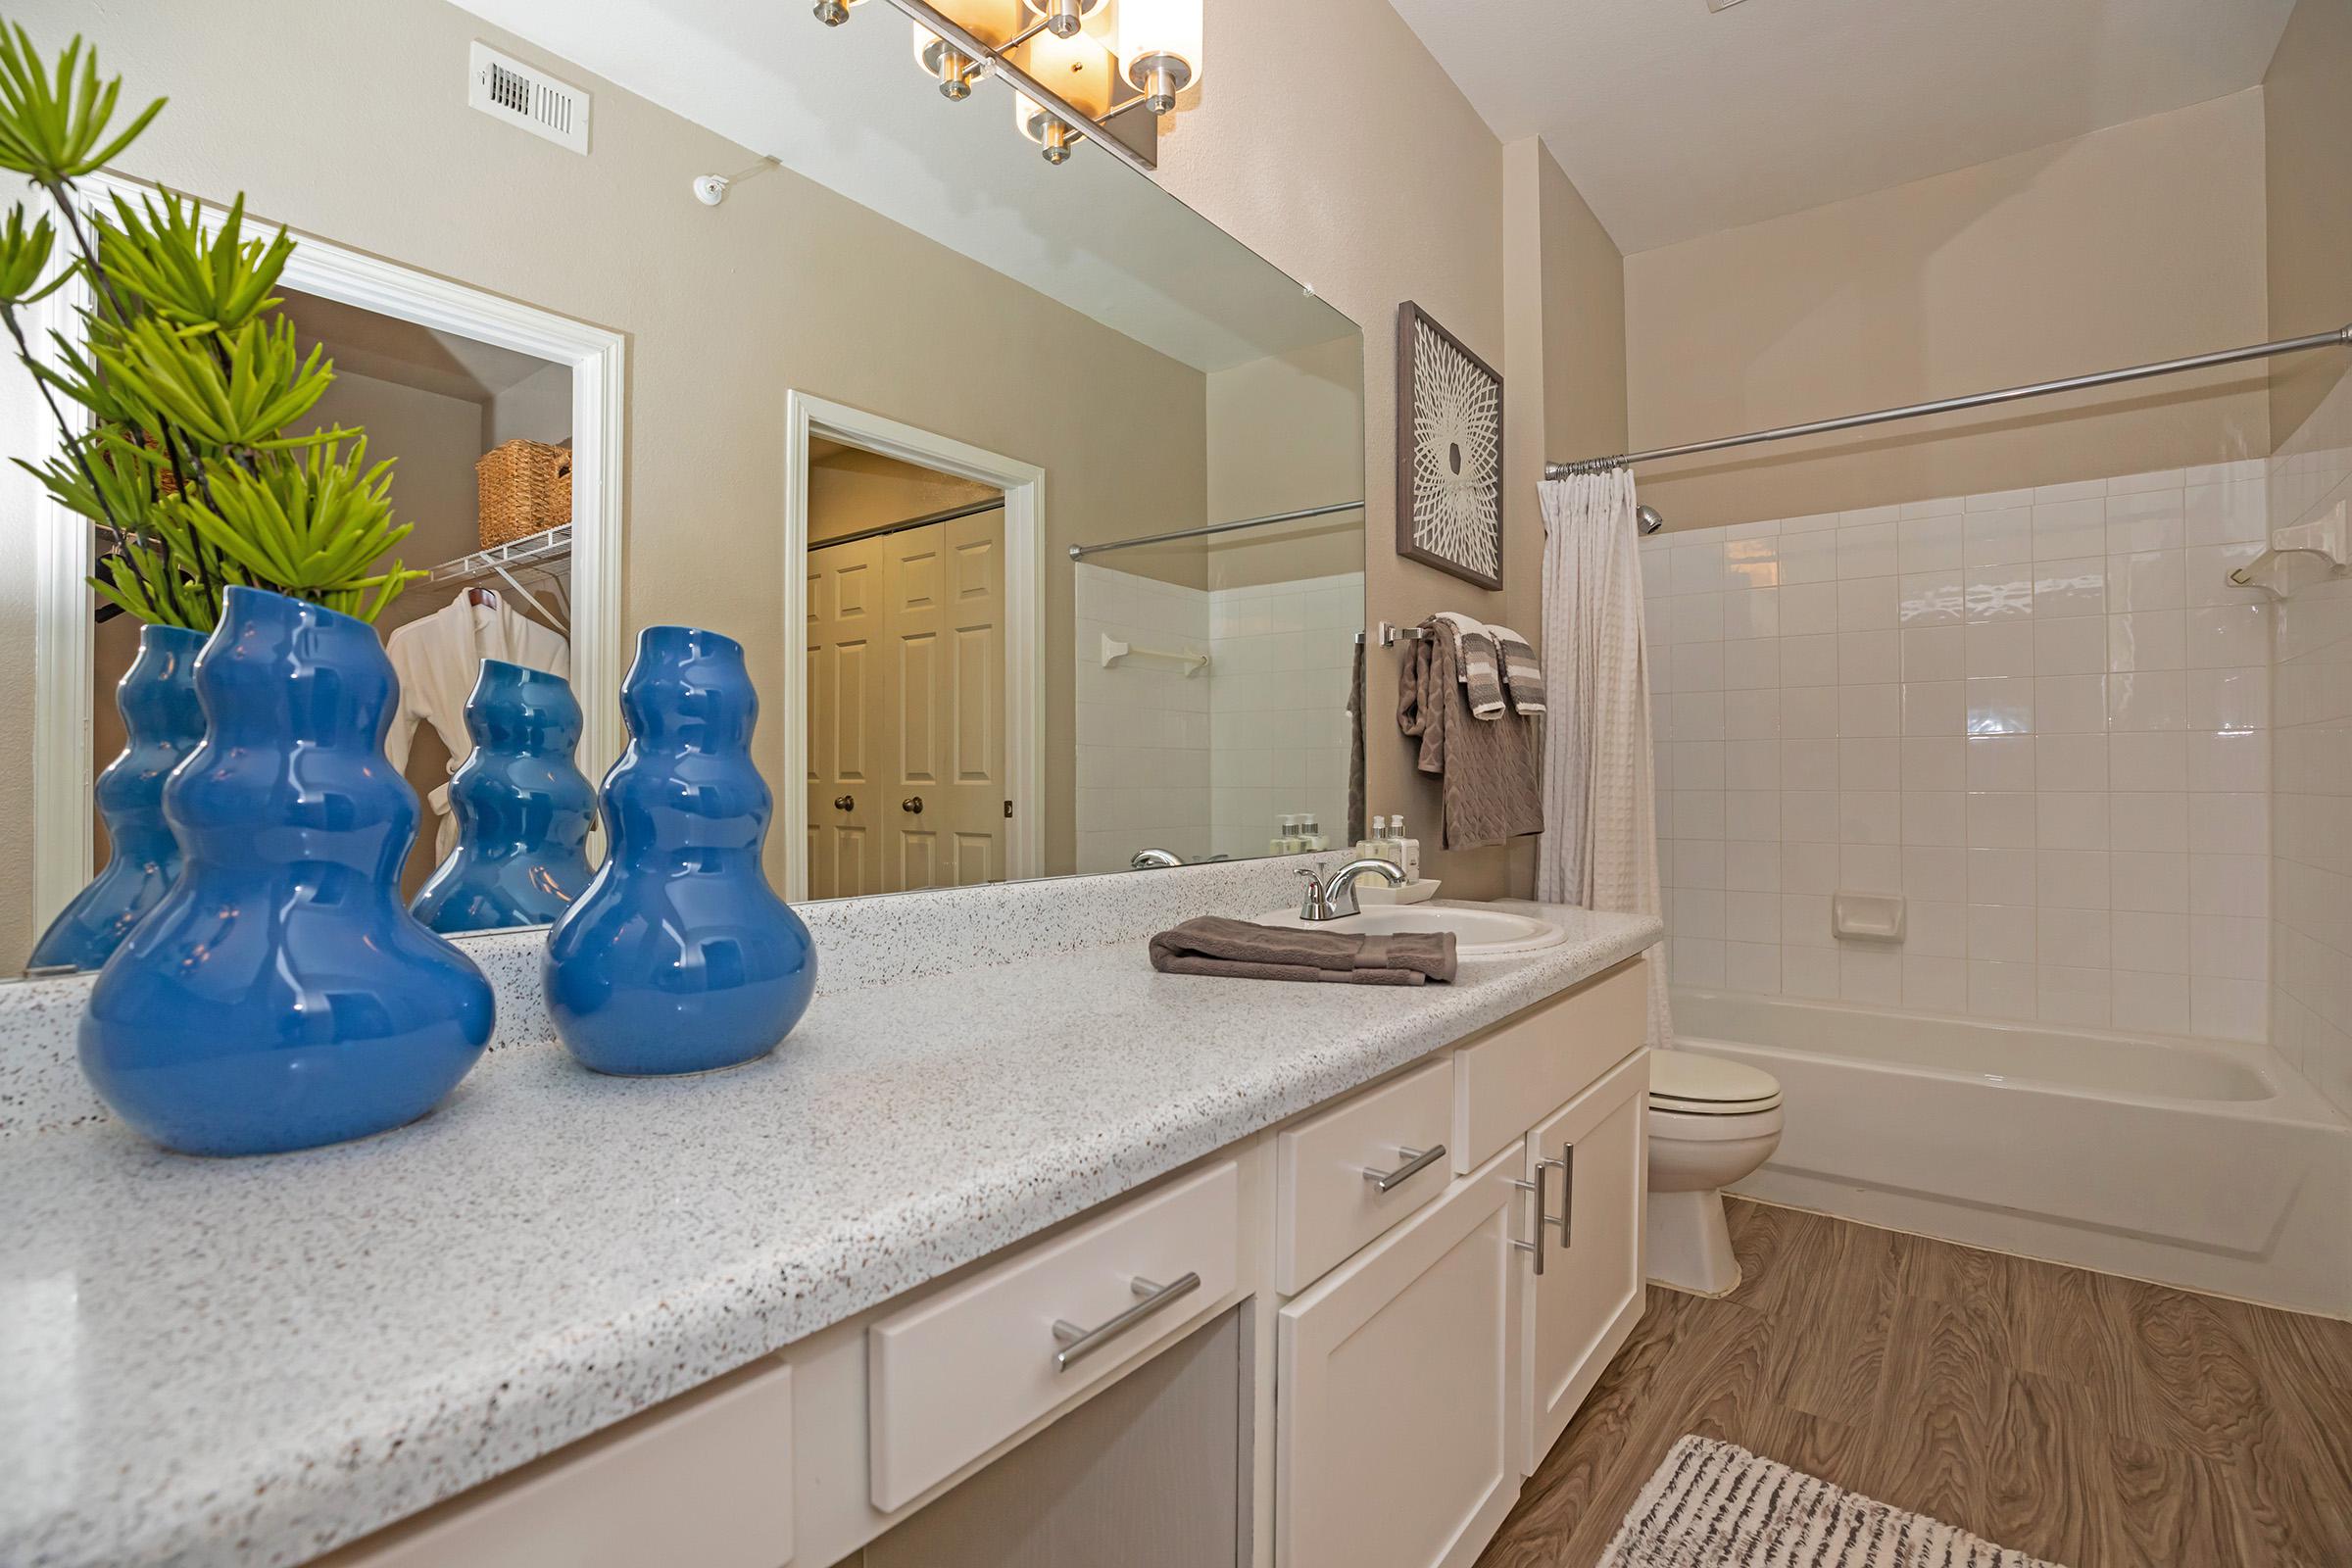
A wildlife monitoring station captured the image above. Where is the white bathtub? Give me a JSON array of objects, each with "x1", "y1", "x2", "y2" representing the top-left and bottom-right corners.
[{"x1": 1673, "y1": 989, "x2": 2352, "y2": 1318}]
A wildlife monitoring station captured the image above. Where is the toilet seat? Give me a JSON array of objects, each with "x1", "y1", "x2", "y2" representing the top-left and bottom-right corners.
[{"x1": 1647, "y1": 1050, "x2": 1782, "y2": 1116}]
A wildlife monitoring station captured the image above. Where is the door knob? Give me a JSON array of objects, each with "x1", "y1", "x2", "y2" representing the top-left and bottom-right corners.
[
  {"x1": 902, "y1": 795, "x2": 924, "y2": 814},
  {"x1": 833, "y1": 794, "x2": 855, "y2": 811}
]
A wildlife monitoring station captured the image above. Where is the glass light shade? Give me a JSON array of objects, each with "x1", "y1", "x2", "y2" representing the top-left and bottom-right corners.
[
  {"x1": 1011, "y1": 88, "x2": 1049, "y2": 144},
  {"x1": 1115, "y1": 0, "x2": 1202, "y2": 90}
]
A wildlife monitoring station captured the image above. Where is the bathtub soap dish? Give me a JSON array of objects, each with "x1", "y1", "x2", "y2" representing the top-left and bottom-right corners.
[{"x1": 1831, "y1": 890, "x2": 1905, "y2": 943}]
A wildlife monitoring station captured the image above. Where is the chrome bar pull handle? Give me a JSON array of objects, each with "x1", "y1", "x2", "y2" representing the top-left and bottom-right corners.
[
  {"x1": 1050, "y1": 1271, "x2": 1200, "y2": 1373},
  {"x1": 1363, "y1": 1143, "x2": 1446, "y2": 1194},
  {"x1": 1508, "y1": 1169, "x2": 1546, "y2": 1277},
  {"x1": 1558, "y1": 1142, "x2": 1576, "y2": 1250},
  {"x1": 1533, "y1": 1156, "x2": 1567, "y2": 1249}
]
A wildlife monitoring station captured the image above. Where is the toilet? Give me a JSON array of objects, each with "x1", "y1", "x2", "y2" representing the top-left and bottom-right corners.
[{"x1": 1644, "y1": 1050, "x2": 1784, "y2": 1296}]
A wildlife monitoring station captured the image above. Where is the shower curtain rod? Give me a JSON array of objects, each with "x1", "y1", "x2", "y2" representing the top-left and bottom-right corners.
[
  {"x1": 1068, "y1": 498, "x2": 1365, "y2": 561},
  {"x1": 1546, "y1": 322, "x2": 2352, "y2": 479}
]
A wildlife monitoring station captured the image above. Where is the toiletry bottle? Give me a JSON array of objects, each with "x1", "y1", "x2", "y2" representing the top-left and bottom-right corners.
[
  {"x1": 1299, "y1": 814, "x2": 1328, "y2": 853},
  {"x1": 1363, "y1": 814, "x2": 1388, "y2": 862},
  {"x1": 1392, "y1": 813, "x2": 1420, "y2": 882}
]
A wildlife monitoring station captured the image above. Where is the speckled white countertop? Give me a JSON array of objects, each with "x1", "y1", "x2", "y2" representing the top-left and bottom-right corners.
[{"x1": 0, "y1": 868, "x2": 1656, "y2": 1568}]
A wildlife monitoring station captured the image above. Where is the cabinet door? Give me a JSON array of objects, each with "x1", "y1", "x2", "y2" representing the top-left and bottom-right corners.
[
  {"x1": 1519, "y1": 1049, "x2": 1648, "y2": 1475},
  {"x1": 1277, "y1": 1146, "x2": 1526, "y2": 1568}
]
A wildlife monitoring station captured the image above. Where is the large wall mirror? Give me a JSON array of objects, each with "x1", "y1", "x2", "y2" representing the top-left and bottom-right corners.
[{"x1": 1, "y1": 0, "x2": 1365, "y2": 973}]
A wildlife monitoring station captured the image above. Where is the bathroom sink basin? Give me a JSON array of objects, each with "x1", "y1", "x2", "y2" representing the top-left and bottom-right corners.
[{"x1": 1252, "y1": 902, "x2": 1565, "y2": 956}]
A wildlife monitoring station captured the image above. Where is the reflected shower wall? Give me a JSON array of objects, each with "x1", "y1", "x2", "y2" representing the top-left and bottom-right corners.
[{"x1": 1073, "y1": 563, "x2": 1362, "y2": 873}]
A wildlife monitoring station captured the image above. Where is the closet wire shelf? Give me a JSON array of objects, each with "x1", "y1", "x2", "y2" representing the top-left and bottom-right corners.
[{"x1": 425, "y1": 522, "x2": 572, "y2": 631}]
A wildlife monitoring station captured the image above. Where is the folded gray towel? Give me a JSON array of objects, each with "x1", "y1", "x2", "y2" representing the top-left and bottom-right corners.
[
  {"x1": 1148, "y1": 916, "x2": 1457, "y2": 986},
  {"x1": 1486, "y1": 623, "x2": 1545, "y2": 715},
  {"x1": 1430, "y1": 612, "x2": 1505, "y2": 719}
]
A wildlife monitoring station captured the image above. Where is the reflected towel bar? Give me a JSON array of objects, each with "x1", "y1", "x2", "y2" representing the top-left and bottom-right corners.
[{"x1": 1069, "y1": 499, "x2": 1364, "y2": 561}]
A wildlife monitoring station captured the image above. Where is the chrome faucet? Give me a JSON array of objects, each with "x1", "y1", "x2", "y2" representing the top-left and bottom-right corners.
[
  {"x1": 1131, "y1": 848, "x2": 1183, "y2": 869},
  {"x1": 1296, "y1": 858, "x2": 1404, "y2": 921}
]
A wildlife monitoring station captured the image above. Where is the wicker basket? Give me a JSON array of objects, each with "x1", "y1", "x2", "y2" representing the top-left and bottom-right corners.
[{"x1": 475, "y1": 439, "x2": 572, "y2": 549}]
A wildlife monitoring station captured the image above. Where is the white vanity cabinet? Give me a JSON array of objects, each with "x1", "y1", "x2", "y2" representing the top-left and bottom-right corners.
[
  {"x1": 1518, "y1": 1049, "x2": 1648, "y2": 1474},
  {"x1": 1274, "y1": 1145, "x2": 1526, "y2": 1568},
  {"x1": 306, "y1": 951, "x2": 1658, "y2": 1568}
]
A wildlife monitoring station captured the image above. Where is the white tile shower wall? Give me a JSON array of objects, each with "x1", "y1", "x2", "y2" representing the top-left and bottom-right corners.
[
  {"x1": 1643, "y1": 464, "x2": 2272, "y2": 1040},
  {"x1": 1206, "y1": 571, "x2": 1362, "y2": 863},
  {"x1": 1074, "y1": 566, "x2": 1363, "y2": 874},
  {"x1": 2270, "y1": 367, "x2": 2352, "y2": 1115},
  {"x1": 1074, "y1": 564, "x2": 1212, "y2": 873}
]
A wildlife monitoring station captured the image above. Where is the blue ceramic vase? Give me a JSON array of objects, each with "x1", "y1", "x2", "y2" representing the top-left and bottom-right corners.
[
  {"x1": 411, "y1": 660, "x2": 595, "y2": 935},
  {"x1": 79, "y1": 586, "x2": 495, "y2": 1156},
  {"x1": 544, "y1": 625, "x2": 815, "y2": 1075},
  {"x1": 28, "y1": 622, "x2": 207, "y2": 971}
]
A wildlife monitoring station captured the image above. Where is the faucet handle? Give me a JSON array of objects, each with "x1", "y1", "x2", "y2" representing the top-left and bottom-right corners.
[{"x1": 1296, "y1": 864, "x2": 1327, "y2": 920}]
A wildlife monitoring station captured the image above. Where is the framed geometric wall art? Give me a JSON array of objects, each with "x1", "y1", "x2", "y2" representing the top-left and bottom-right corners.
[{"x1": 1394, "y1": 300, "x2": 1504, "y2": 591}]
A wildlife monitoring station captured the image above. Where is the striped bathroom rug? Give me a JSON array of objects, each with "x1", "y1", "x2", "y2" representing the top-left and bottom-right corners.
[{"x1": 1600, "y1": 1436, "x2": 2065, "y2": 1568}]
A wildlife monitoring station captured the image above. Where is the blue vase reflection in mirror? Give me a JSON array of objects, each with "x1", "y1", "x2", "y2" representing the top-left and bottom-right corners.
[
  {"x1": 28, "y1": 623, "x2": 207, "y2": 973},
  {"x1": 411, "y1": 659, "x2": 596, "y2": 936}
]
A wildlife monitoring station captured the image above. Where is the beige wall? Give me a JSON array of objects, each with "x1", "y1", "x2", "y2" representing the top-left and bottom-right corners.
[
  {"x1": 2264, "y1": 0, "x2": 2352, "y2": 447},
  {"x1": 1624, "y1": 89, "x2": 2274, "y2": 532},
  {"x1": 1201, "y1": 334, "x2": 1365, "y2": 592},
  {"x1": 1537, "y1": 145, "x2": 1629, "y2": 466},
  {"x1": 1157, "y1": 0, "x2": 1535, "y2": 896},
  {"x1": 4, "y1": 0, "x2": 1227, "y2": 945}
]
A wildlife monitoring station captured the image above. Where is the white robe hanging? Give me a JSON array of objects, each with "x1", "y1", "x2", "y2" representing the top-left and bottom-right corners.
[
  {"x1": 386, "y1": 592, "x2": 571, "y2": 859},
  {"x1": 1535, "y1": 470, "x2": 1672, "y2": 1048}
]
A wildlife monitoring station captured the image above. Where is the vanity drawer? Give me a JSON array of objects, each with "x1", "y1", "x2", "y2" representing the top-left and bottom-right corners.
[
  {"x1": 1275, "y1": 1056, "x2": 1452, "y2": 1294},
  {"x1": 866, "y1": 1159, "x2": 1241, "y2": 1514},
  {"x1": 1452, "y1": 955, "x2": 1646, "y2": 1173},
  {"x1": 318, "y1": 1357, "x2": 794, "y2": 1568}
]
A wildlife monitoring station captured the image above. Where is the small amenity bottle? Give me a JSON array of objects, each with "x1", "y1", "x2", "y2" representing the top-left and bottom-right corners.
[
  {"x1": 1362, "y1": 814, "x2": 1388, "y2": 862},
  {"x1": 1392, "y1": 813, "x2": 1421, "y2": 882}
]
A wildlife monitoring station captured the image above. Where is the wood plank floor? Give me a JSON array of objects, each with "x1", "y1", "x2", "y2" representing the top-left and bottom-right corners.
[{"x1": 1476, "y1": 1200, "x2": 2352, "y2": 1568}]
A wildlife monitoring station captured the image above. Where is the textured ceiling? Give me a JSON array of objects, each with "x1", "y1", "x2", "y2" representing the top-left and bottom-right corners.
[{"x1": 1385, "y1": 0, "x2": 2297, "y2": 253}]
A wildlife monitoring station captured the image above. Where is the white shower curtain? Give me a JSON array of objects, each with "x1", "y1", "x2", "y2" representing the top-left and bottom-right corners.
[{"x1": 1536, "y1": 469, "x2": 1672, "y2": 1048}]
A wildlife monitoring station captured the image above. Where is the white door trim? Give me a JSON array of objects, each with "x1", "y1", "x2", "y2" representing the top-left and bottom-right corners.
[
  {"x1": 23, "y1": 170, "x2": 626, "y2": 934},
  {"x1": 784, "y1": 391, "x2": 1045, "y2": 901}
]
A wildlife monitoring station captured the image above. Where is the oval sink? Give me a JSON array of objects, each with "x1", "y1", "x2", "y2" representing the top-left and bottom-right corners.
[{"x1": 1252, "y1": 902, "x2": 1565, "y2": 956}]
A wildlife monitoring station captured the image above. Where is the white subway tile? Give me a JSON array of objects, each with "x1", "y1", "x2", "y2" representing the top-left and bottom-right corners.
[
  {"x1": 1780, "y1": 581, "x2": 1839, "y2": 636},
  {"x1": 1839, "y1": 685, "x2": 1902, "y2": 739},
  {"x1": 1902, "y1": 625, "x2": 1967, "y2": 682},
  {"x1": 2107, "y1": 550, "x2": 2186, "y2": 612},
  {"x1": 2037, "y1": 793, "x2": 2109, "y2": 851},
  {"x1": 2033, "y1": 498, "x2": 2107, "y2": 559},
  {"x1": 2109, "y1": 792, "x2": 2189, "y2": 853},
  {"x1": 2037, "y1": 850, "x2": 2109, "y2": 909},
  {"x1": 1964, "y1": 509, "x2": 2034, "y2": 566},
  {"x1": 1838, "y1": 522, "x2": 1900, "y2": 579},
  {"x1": 1903, "y1": 955, "x2": 1970, "y2": 1013},
  {"x1": 2112, "y1": 970, "x2": 2191, "y2": 1035}
]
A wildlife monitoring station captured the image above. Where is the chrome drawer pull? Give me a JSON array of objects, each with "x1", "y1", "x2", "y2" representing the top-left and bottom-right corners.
[
  {"x1": 1051, "y1": 1271, "x2": 1200, "y2": 1373},
  {"x1": 1363, "y1": 1143, "x2": 1446, "y2": 1194},
  {"x1": 1558, "y1": 1141, "x2": 1576, "y2": 1250},
  {"x1": 1508, "y1": 1165, "x2": 1547, "y2": 1278}
]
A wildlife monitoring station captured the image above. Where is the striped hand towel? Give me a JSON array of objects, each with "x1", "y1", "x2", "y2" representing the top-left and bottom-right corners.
[
  {"x1": 1429, "y1": 612, "x2": 1505, "y2": 719},
  {"x1": 1485, "y1": 624, "x2": 1545, "y2": 715}
]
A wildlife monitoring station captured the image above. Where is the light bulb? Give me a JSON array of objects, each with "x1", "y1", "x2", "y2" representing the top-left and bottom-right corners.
[{"x1": 1115, "y1": 0, "x2": 1201, "y2": 108}]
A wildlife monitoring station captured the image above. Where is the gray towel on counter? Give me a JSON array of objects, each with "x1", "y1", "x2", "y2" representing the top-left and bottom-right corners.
[
  {"x1": 1397, "y1": 616, "x2": 1544, "y2": 851},
  {"x1": 1486, "y1": 623, "x2": 1545, "y2": 715},
  {"x1": 1149, "y1": 916, "x2": 1457, "y2": 986}
]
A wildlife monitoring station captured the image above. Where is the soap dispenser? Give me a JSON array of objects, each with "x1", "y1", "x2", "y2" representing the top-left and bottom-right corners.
[{"x1": 1392, "y1": 813, "x2": 1421, "y2": 882}]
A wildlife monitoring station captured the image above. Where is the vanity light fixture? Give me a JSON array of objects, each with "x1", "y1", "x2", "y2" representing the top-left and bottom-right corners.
[
  {"x1": 1013, "y1": 90, "x2": 1078, "y2": 165},
  {"x1": 911, "y1": 21, "x2": 987, "y2": 100},
  {"x1": 819, "y1": 0, "x2": 1202, "y2": 170},
  {"x1": 1114, "y1": 0, "x2": 1203, "y2": 112}
]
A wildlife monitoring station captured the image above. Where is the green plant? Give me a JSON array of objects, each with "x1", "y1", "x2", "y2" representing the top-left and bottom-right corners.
[{"x1": 0, "y1": 23, "x2": 423, "y2": 628}]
